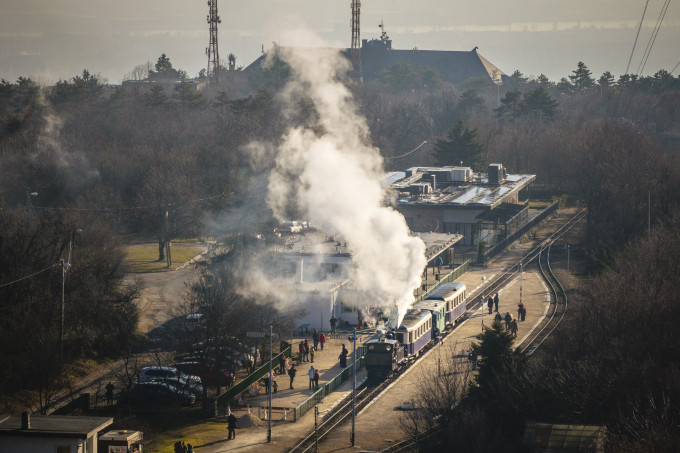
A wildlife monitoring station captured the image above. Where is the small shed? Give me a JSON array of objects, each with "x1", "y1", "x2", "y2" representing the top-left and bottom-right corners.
[
  {"x1": 0, "y1": 413, "x2": 113, "y2": 453},
  {"x1": 98, "y1": 430, "x2": 143, "y2": 453}
]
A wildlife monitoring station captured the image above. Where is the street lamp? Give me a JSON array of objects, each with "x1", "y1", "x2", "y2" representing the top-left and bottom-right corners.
[
  {"x1": 25, "y1": 188, "x2": 38, "y2": 211},
  {"x1": 60, "y1": 259, "x2": 71, "y2": 356},
  {"x1": 480, "y1": 275, "x2": 486, "y2": 331},
  {"x1": 513, "y1": 245, "x2": 524, "y2": 307}
]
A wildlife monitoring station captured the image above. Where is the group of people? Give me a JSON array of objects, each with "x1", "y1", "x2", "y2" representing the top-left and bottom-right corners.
[
  {"x1": 487, "y1": 292, "x2": 527, "y2": 337},
  {"x1": 173, "y1": 441, "x2": 194, "y2": 453},
  {"x1": 486, "y1": 293, "x2": 500, "y2": 314},
  {"x1": 517, "y1": 302, "x2": 527, "y2": 321}
]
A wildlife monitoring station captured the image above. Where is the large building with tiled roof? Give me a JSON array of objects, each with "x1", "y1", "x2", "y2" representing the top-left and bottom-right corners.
[{"x1": 244, "y1": 35, "x2": 507, "y2": 87}]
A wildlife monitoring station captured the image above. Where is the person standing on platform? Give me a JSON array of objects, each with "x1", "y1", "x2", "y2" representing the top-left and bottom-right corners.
[
  {"x1": 105, "y1": 381, "x2": 114, "y2": 405},
  {"x1": 299, "y1": 341, "x2": 306, "y2": 363},
  {"x1": 487, "y1": 297, "x2": 494, "y2": 314},
  {"x1": 510, "y1": 319, "x2": 518, "y2": 337},
  {"x1": 319, "y1": 331, "x2": 326, "y2": 350},
  {"x1": 303, "y1": 339, "x2": 310, "y2": 362},
  {"x1": 308, "y1": 366, "x2": 316, "y2": 389},
  {"x1": 312, "y1": 329, "x2": 319, "y2": 351},
  {"x1": 279, "y1": 354, "x2": 286, "y2": 374},
  {"x1": 329, "y1": 315, "x2": 338, "y2": 334},
  {"x1": 494, "y1": 293, "x2": 499, "y2": 312},
  {"x1": 314, "y1": 369, "x2": 320, "y2": 389},
  {"x1": 227, "y1": 413, "x2": 238, "y2": 440},
  {"x1": 339, "y1": 344, "x2": 348, "y2": 368},
  {"x1": 504, "y1": 312, "x2": 512, "y2": 330},
  {"x1": 310, "y1": 346, "x2": 315, "y2": 363},
  {"x1": 288, "y1": 365, "x2": 297, "y2": 389}
]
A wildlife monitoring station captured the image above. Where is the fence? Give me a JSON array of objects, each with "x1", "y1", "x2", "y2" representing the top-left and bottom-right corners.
[
  {"x1": 215, "y1": 345, "x2": 291, "y2": 411},
  {"x1": 416, "y1": 261, "x2": 470, "y2": 302},
  {"x1": 290, "y1": 346, "x2": 366, "y2": 422},
  {"x1": 482, "y1": 201, "x2": 559, "y2": 263}
]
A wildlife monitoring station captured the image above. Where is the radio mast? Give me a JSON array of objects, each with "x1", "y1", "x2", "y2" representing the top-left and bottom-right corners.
[
  {"x1": 206, "y1": 0, "x2": 221, "y2": 81},
  {"x1": 350, "y1": 0, "x2": 362, "y2": 82}
]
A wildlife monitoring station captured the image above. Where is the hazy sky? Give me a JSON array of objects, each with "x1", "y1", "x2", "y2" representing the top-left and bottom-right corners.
[{"x1": 0, "y1": 0, "x2": 678, "y2": 84}]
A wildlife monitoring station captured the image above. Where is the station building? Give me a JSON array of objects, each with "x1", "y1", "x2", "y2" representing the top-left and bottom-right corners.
[
  {"x1": 384, "y1": 164, "x2": 536, "y2": 247},
  {"x1": 265, "y1": 229, "x2": 462, "y2": 332}
]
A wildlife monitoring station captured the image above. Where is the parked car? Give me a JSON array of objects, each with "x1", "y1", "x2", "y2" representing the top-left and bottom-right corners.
[
  {"x1": 138, "y1": 366, "x2": 203, "y2": 398},
  {"x1": 126, "y1": 381, "x2": 196, "y2": 406}
]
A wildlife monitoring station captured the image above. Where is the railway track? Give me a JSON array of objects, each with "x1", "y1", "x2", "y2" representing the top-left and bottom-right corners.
[
  {"x1": 288, "y1": 209, "x2": 586, "y2": 453},
  {"x1": 519, "y1": 212, "x2": 582, "y2": 355},
  {"x1": 472, "y1": 209, "x2": 586, "y2": 310}
]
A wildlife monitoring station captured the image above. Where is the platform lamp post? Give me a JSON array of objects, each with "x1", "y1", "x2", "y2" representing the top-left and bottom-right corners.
[
  {"x1": 268, "y1": 325, "x2": 272, "y2": 443},
  {"x1": 513, "y1": 245, "x2": 524, "y2": 307},
  {"x1": 480, "y1": 275, "x2": 487, "y2": 332},
  {"x1": 566, "y1": 244, "x2": 570, "y2": 273},
  {"x1": 351, "y1": 327, "x2": 357, "y2": 446}
]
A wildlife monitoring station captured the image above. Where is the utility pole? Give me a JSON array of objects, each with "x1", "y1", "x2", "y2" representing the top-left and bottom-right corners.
[
  {"x1": 351, "y1": 328, "x2": 357, "y2": 446},
  {"x1": 268, "y1": 325, "x2": 273, "y2": 442}
]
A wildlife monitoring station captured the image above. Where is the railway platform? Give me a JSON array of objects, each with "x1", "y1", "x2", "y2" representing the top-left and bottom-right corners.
[{"x1": 180, "y1": 209, "x2": 577, "y2": 451}]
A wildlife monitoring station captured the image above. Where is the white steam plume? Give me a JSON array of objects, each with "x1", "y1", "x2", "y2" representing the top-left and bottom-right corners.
[{"x1": 264, "y1": 29, "x2": 426, "y2": 326}]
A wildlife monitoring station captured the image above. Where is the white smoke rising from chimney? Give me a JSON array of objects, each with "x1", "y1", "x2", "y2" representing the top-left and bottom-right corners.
[{"x1": 264, "y1": 29, "x2": 426, "y2": 326}]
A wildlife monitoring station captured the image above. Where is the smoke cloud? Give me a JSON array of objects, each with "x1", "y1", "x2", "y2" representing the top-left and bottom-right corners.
[{"x1": 262, "y1": 28, "x2": 426, "y2": 326}]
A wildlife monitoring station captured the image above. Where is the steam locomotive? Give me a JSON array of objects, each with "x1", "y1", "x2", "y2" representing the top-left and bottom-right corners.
[{"x1": 364, "y1": 282, "x2": 467, "y2": 381}]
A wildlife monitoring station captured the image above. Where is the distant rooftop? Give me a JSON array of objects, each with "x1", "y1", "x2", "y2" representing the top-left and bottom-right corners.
[
  {"x1": 0, "y1": 414, "x2": 113, "y2": 438},
  {"x1": 389, "y1": 166, "x2": 535, "y2": 211}
]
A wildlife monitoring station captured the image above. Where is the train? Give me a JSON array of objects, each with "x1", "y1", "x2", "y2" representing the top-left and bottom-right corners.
[{"x1": 364, "y1": 282, "x2": 467, "y2": 381}]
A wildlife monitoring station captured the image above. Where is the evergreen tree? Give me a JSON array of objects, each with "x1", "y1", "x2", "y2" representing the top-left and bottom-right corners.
[
  {"x1": 536, "y1": 74, "x2": 552, "y2": 86},
  {"x1": 148, "y1": 53, "x2": 186, "y2": 81},
  {"x1": 556, "y1": 77, "x2": 573, "y2": 95},
  {"x1": 598, "y1": 71, "x2": 615, "y2": 87},
  {"x1": 509, "y1": 70, "x2": 528, "y2": 90},
  {"x1": 433, "y1": 119, "x2": 485, "y2": 171},
  {"x1": 495, "y1": 90, "x2": 523, "y2": 119},
  {"x1": 470, "y1": 320, "x2": 519, "y2": 396},
  {"x1": 522, "y1": 86, "x2": 558, "y2": 119},
  {"x1": 456, "y1": 88, "x2": 487, "y2": 119},
  {"x1": 569, "y1": 61, "x2": 595, "y2": 91}
]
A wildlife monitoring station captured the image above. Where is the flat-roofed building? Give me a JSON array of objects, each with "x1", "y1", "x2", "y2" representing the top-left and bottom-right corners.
[{"x1": 386, "y1": 164, "x2": 536, "y2": 246}]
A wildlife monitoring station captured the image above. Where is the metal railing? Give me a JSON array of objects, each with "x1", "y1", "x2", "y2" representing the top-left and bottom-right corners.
[
  {"x1": 215, "y1": 346, "x2": 291, "y2": 411},
  {"x1": 291, "y1": 346, "x2": 366, "y2": 421},
  {"x1": 482, "y1": 201, "x2": 559, "y2": 262}
]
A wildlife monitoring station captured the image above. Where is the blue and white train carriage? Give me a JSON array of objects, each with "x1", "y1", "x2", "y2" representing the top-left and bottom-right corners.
[
  {"x1": 424, "y1": 282, "x2": 467, "y2": 326},
  {"x1": 395, "y1": 309, "x2": 432, "y2": 356}
]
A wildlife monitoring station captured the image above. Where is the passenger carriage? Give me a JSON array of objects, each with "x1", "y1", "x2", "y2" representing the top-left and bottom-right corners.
[
  {"x1": 395, "y1": 309, "x2": 432, "y2": 356},
  {"x1": 425, "y1": 282, "x2": 467, "y2": 326},
  {"x1": 413, "y1": 299, "x2": 446, "y2": 339}
]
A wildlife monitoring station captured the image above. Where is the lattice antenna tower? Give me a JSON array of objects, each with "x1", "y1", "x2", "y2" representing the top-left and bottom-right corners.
[
  {"x1": 206, "y1": 0, "x2": 221, "y2": 80},
  {"x1": 350, "y1": 0, "x2": 362, "y2": 82}
]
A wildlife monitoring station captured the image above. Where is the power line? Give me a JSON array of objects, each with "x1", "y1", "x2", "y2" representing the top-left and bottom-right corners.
[
  {"x1": 626, "y1": 0, "x2": 650, "y2": 74},
  {"x1": 670, "y1": 58, "x2": 680, "y2": 75},
  {"x1": 30, "y1": 193, "x2": 231, "y2": 213},
  {"x1": 383, "y1": 140, "x2": 428, "y2": 160},
  {"x1": 637, "y1": 0, "x2": 671, "y2": 76},
  {"x1": 0, "y1": 263, "x2": 60, "y2": 289}
]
